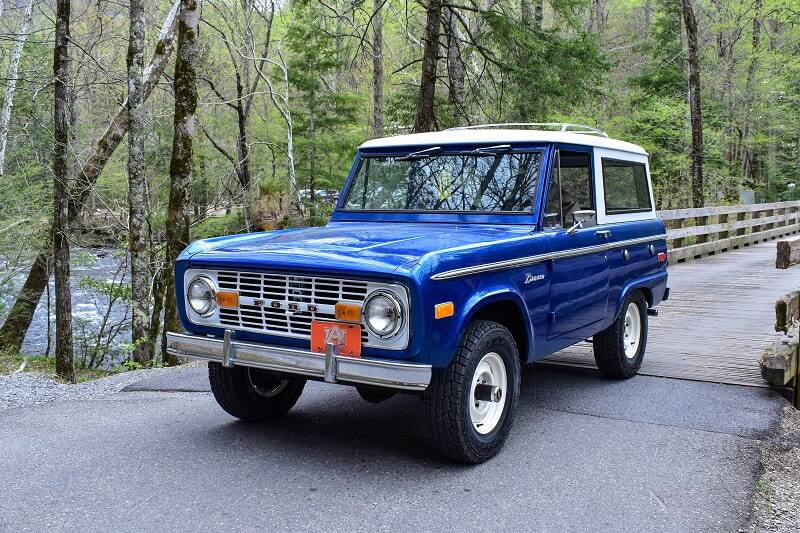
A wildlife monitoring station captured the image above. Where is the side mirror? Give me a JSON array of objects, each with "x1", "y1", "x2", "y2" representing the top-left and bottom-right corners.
[
  {"x1": 566, "y1": 209, "x2": 596, "y2": 234},
  {"x1": 543, "y1": 212, "x2": 561, "y2": 229}
]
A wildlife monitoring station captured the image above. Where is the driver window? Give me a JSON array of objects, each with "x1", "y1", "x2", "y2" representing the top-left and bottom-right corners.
[{"x1": 544, "y1": 150, "x2": 593, "y2": 230}]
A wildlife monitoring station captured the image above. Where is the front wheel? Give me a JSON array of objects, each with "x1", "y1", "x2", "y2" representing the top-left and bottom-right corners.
[
  {"x1": 423, "y1": 320, "x2": 521, "y2": 464},
  {"x1": 208, "y1": 363, "x2": 306, "y2": 421},
  {"x1": 593, "y1": 291, "x2": 648, "y2": 379}
]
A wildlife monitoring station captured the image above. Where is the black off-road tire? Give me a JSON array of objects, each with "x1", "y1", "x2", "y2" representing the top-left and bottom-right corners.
[
  {"x1": 423, "y1": 320, "x2": 521, "y2": 464},
  {"x1": 355, "y1": 385, "x2": 396, "y2": 404},
  {"x1": 593, "y1": 291, "x2": 648, "y2": 379},
  {"x1": 208, "y1": 363, "x2": 306, "y2": 422}
]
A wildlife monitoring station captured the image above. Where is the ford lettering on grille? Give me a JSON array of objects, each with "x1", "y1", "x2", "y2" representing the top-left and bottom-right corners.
[{"x1": 215, "y1": 270, "x2": 369, "y2": 343}]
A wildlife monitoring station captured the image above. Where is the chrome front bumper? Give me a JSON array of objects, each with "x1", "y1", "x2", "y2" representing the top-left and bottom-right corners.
[{"x1": 166, "y1": 332, "x2": 431, "y2": 391}]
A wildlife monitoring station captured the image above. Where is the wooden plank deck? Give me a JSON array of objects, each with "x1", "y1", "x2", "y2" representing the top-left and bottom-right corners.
[{"x1": 543, "y1": 241, "x2": 798, "y2": 387}]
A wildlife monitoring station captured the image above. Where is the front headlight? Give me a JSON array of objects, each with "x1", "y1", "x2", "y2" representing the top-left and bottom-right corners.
[
  {"x1": 363, "y1": 290, "x2": 403, "y2": 338},
  {"x1": 187, "y1": 276, "x2": 216, "y2": 317}
]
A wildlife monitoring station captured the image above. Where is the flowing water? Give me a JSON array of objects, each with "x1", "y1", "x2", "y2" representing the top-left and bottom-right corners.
[{"x1": 5, "y1": 248, "x2": 132, "y2": 366}]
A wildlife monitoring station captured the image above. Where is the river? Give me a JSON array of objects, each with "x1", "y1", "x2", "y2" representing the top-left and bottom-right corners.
[{"x1": 6, "y1": 248, "x2": 132, "y2": 367}]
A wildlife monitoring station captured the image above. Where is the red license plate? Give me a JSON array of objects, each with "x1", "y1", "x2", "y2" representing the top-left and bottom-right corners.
[{"x1": 310, "y1": 320, "x2": 362, "y2": 358}]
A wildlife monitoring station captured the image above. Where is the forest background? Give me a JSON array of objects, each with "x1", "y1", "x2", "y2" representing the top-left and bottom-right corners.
[{"x1": 0, "y1": 0, "x2": 797, "y2": 380}]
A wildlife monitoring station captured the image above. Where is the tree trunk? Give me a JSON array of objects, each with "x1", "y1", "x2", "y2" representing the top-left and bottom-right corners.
[
  {"x1": 680, "y1": 0, "x2": 704, "y2": 208},
  {"x1": 593, "y1": 0, "x2": 606, "y2": 34},
  {"x1": 53, "y1": 0, "x2": 74, "y2": 382},
  {"x1": 796, "y1": 132, "x2": 800, "y2": 185},
  {"x1": 534, "y1": 0, "x2": 543, "y2": 30},
  {"x1": 741, "y1": 0, "x2": 762, "y2": 185},
  {"x1": 0, "y1": 0, "x2": 34, "y2": 176},
  {"x1": 444, "y1": 7, "x2": 465, "y2": 116},
  {"x1": 372, "y1": 0, "x2": 384, "y2": 138},
  {"x1": 162, "y1": 0, "x2": 201, "y2": 365},
  {"x1": 521, "y1": 0, "x2": 531, "y2": 24},
  {"x1": 127, "y1": 0, "x2": 150, "y2": 363},
  {"x1": 0, "y1": 0, "x2": 181, "y2": 354},
  {"x1": 234, "y1": 94, "x2": 251, "y2": 191},
  {"x1": 413, "y1": 0, "x2": 442, "y2": 133}
]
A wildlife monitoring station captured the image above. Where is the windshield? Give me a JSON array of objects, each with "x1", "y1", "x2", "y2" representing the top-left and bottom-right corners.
[{"x1": 342, "y1": 150, "x2": 542, "y2": 213}]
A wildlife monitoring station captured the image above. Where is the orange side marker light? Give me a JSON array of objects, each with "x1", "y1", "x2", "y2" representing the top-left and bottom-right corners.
[
  {"x1": 335, "y1": 302, "x2": 362, "y2": 322},
  {"x1": 216, "y1": 291, "x2": 239, "y2": 309},
  {"x1": 434, "y1": 301, "x2": 455, "y2": 319}
]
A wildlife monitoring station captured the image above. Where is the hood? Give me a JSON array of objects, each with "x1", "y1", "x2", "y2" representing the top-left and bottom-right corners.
[{"x1": 184, "y1": 222, "x2": 534, "y2": 277}]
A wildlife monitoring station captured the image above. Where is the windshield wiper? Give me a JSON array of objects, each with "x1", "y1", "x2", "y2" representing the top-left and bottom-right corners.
[
  {"x1": 396, "y1": 146, "x2": 442, "y2": 161},
  {"x1": 468, "y1": 144, "x2": 513, "y2": 155}
]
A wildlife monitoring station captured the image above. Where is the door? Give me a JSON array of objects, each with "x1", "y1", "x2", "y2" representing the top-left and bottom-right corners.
[{"x1": 544, "y1": 148, "x2": 610, "y2": 340}]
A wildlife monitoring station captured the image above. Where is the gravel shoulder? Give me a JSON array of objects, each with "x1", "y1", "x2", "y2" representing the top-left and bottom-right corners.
[
  {"x1": 0, "y1": 361, "x2": 205, "y2": 412},
  {"x1": 746, "y1": 405, "x2": 800, "y2": 532}
]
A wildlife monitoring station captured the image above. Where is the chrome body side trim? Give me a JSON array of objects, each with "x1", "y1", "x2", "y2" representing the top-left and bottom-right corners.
[
  {"x1": 166, "y1": 332, "x2": 431, "y2": 391},
  {"x1": 430, "y1": 234, "x2": 668, "y2": 280}
]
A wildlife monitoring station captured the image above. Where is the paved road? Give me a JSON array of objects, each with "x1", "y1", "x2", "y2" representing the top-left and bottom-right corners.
[{"x1": 0, "y1": 366, "x2": 785, "y2": 532}]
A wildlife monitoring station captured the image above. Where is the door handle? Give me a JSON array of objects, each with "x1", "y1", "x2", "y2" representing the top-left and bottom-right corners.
[{"x1": 595, "y1": 230, "x2": 612, "y2": 238}]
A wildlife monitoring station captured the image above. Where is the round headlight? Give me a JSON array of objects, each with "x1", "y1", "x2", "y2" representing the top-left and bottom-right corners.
[
  {"x1": 363, "y1": 291, "x2": 403, "y2": 338},
  {"x1": 187, "y1": 276, "x2": 216, "y2": 317}
]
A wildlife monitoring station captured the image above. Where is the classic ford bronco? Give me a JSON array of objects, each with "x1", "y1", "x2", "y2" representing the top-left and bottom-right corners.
[{"x1": 167, "y1": 124, "x2": 669, "y2": 463}]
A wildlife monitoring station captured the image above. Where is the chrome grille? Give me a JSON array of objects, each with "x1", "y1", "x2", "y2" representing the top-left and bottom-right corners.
[{"x1": 216, "y1": 270, "x2": 369, "y2": 342}]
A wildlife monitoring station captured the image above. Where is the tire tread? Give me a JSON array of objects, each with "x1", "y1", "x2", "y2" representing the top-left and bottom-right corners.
[{"x1": 424, "y1": 320, "x2": 520, "y2": 463}]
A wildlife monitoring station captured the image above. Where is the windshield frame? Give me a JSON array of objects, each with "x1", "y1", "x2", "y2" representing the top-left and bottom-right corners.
[{"x1": 333, "y1": 143, "x2": 550, "y2": 224}]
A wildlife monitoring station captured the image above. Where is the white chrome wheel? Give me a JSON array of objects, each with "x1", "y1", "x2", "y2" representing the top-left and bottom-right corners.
[
  {"x1": 469, "y1": 352, "x2": 508, "y2": 435},
  {"x1": 623, "y1": 303, "x2": 642, "y2": 359}
]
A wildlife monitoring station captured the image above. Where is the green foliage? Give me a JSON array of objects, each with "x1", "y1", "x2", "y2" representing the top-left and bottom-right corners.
[
  {"x1": 192, "y1": 212, "x2": 247, "y2": 240},
  {"x1": 286, "y1": 1, "x2": 363, "y2": 209},
  {"x1": 480, "y1": 7, "x2": 609, "y2": 120},
  {"x1": 628, "y1": 0, "x2": 685, "y2": 98},
  {"x1": 113, "y1": 359, "x2": 143, "y2": 371}
]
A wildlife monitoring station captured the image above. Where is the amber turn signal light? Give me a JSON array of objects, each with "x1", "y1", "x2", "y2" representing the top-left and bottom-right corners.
[
  {"x1": 335, "y1": 302, "x2": 362, "y2": 322},
  {"x1": 434, "y1": 301, "x2": 455, "y2": 319},
  {"x1": 215, "y1": 291, "x2": 239, "y2": 308}
]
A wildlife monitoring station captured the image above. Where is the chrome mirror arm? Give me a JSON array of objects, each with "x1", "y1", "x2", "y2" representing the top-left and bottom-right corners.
[{"x1": 566, "y1": 220, "x2": 583, "y2": 235}]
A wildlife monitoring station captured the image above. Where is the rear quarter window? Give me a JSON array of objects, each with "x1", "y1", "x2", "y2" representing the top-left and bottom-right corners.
[{"x1": 601, "y1": 158, "x2": 652, "y2": 214}]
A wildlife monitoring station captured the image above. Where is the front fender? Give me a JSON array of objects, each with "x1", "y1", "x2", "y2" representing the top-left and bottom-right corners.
[{"x1": 422, "y1": 272, "x2": 541, "y2": 368}]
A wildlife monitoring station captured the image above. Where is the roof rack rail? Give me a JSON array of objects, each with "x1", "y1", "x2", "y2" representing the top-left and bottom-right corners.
[{"x1": 446, "y1": 123, "x2": 609, "y2": 137}]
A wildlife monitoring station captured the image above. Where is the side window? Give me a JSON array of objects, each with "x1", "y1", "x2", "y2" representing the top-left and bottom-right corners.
[
  {"x1": 544, "y1": 150, "x2": 593, "y2": 229},
  {"x1": 601, "y1": 159, "x2": 652, "y2": 214}
]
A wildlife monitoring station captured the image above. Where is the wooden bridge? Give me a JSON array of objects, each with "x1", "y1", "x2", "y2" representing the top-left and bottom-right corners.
[{"x1": 546, "y1": 200, "x2": 800, "y2": 388}]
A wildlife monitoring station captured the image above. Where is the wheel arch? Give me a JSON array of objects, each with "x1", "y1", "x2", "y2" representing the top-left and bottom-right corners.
[
  {"x1": 461, "y1": 291, "x2": 533, "y2": 363},
  {"x1": 616, "y1": 272, "x2": 665, "y2": 314}
]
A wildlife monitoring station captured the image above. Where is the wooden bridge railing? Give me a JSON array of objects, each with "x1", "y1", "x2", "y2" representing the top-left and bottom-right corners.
[{"x1": 658, "y1": 200, "x2": 800, "y2": 262}]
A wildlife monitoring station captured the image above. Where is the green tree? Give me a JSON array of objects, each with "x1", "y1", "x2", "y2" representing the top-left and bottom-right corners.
[{"x1": 286, "y1": 2, "x2": 361, "y2": 215}]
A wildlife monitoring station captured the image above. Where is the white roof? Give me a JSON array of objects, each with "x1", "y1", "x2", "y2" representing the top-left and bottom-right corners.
[{"x1": 360, "y1": 128, "x2": 648, "y2": 156}]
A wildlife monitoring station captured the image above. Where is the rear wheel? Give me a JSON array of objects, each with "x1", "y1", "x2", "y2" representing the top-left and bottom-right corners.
[
  {"x1": 593, "y1": 291, "x2": 648, "y2": 379},
  {"x1": 423, "y1": 320, "x2": 521, "y2": 464},
  {"x1": 208, "y1": 363, "x2": 306, "y2": 421}
]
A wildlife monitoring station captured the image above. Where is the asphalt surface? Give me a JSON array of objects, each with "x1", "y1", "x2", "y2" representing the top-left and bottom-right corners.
[{"x1": 0, "y1": 365, "x2": 786, "y2": 532}]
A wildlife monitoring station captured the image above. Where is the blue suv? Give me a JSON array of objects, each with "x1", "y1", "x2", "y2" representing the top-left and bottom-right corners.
[{"x1": 167, "y1": 124, "x2": 669, "y2": 463}]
